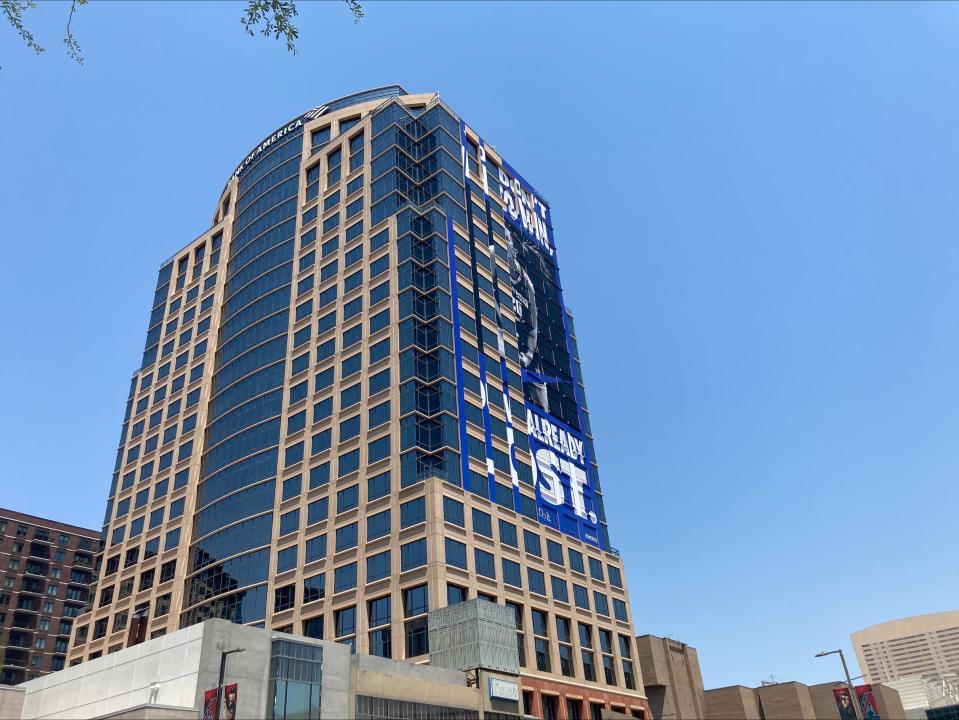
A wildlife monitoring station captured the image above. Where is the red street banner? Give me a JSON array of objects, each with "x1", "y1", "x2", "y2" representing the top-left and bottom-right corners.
[
  {"x1": 833, "y1": 684, "x2": 881, "y2": 720},
  {"x1": 202, "y1": 688, "x2": 217, "y2": 720}
]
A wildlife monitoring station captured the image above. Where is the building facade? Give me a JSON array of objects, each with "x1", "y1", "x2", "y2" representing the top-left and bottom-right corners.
[
  {"x1": 11, "y1": 618, "x2": 510, "y2": 719},
  {"x1": 0, "y1": 509, "x2": 98, "y2": 686},
  {"x1": 66, "y1": 87, "x2": 648, "y2": 717},
  {"x1": 634, "y1": 635, "x2": 705, "y2": 720},
  {"x1": 852, "y1": 612, "x2": 959, "y2": 685},
  {"x1": 703, "y1": 681, "x2": 907, "y2": 720}
]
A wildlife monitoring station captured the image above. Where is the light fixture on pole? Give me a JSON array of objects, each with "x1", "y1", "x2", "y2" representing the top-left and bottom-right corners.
[
  {"x1": 216, "y1": 646, "x2": 245, "y2": 720},
  {"x1": 815, "y1": 649, "x2": 863, "y2": 720}
]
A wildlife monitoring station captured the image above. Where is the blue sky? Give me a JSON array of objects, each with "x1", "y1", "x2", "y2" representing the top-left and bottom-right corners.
[{"x1": 2, "y1": 0, "x2": 956, "y2": 690}]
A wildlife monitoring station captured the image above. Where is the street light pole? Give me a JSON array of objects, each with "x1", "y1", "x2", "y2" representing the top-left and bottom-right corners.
[
  {"x1": 215, "y1": 647, "x2": 245, "y2": 720},
  {"x1": 816, "y1": 649, "x2": 863, "y2": 720}
]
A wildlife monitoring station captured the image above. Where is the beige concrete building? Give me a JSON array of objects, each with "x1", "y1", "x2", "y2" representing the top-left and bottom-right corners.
[
  {"x1": 634, "y1": 635, "x2": 705, "y2": 720},
  {"x1": 703, "y1": 680, "x2": 907, "y2": 720},
  {"x1": 852, "y1": 611, "x2": 959, "y2": 684},
  {"x1": 65, "y1": 86, "x2": 649, "y2": 719},
  {"x1": 12, "y1": 617, "x2": 514, "y2": 719}
]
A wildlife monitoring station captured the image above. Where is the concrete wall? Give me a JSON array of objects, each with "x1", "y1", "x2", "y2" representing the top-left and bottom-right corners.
[
  {"x1": 635, "y1": 635, "x2": 705, "y2": 720},
  {"x1": 20, "y1": 621, "x2": 206, "y2": 719},
  {"x1": 0, "y1": 686, "x2": 25, "y2": 720},
  {"x1": 755, "y1": 681, "x2": 816, "y2": 720},
  {"x1": 351, "y1": 653, "x2": 479, "y2": 714},
  {"x1": 703, "y1": 685, "x2": 762, "y2": 720}
]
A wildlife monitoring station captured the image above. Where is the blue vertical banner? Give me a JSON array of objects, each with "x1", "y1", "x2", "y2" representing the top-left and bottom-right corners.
[{"x1": 459, "y1": 123, "x2": 603, "y2": 549}]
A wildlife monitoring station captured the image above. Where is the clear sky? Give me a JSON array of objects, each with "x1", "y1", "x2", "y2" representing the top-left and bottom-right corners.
[{"x1": 2, "y1": 0, "x2": 957, "y2": 690}]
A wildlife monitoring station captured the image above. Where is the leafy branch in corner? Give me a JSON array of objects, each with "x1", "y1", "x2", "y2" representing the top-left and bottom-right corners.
[
  {"x1": 1, "y1": 0, "x2": 45, "y2": 55},
  {"x1": 242, "y1": 0, "x2": 363, "y2": 54},
  {"x1": 2, "y1": 0, "x2": 363, "y2": 64}
]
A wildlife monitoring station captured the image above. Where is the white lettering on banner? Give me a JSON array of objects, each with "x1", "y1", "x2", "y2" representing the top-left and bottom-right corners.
[
  {"x1": 526, "y1": 410, "x2": 584, "y2": 464},
  {"x1": 233, "y1": 119, "x2": 304, "y2": 180},
  {"x1": 527, "y1": 409, "x2": 597, "y2": 525},
  {"x1": 499, "y1": 167, "x2": 553, "y2": 256}
]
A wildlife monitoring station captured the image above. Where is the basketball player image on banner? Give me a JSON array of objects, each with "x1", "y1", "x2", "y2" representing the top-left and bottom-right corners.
[{"x1": 505, "y1": 222, "x2": 550, "y2": 412}]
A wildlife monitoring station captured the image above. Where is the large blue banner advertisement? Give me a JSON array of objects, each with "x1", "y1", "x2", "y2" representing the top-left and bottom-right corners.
[
  {"x1": 526, "y1": 405, "x2": 601, "y2": 546},
  {"x1": 456, "y1": 121, "x2": 602, "y2": 549}
]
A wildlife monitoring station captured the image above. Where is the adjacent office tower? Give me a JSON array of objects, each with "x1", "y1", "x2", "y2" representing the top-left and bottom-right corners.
[
  {"x1": 68, "y1": 87, "x2": 647, "y2": 716},
  {"x1": 0, "y1": 509, "x2": 98, "y2": 685}
]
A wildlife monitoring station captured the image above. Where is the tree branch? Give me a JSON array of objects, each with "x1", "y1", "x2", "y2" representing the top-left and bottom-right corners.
[
  {"x1": 63, "y1": 0, "x2": 87, "y2": 64},
  {"x1": 2, "y1": 0, "x2": 45, "y2": 55}
]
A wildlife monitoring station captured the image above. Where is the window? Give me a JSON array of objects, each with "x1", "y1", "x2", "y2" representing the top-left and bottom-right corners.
[
  {"x1": 338, "y1": 448, "x2": 359, "y2": 476},
  {"x1": 339, "y1": 415, "x2": 360, "y2": 442},
  {"x1": 334, "y1": 605, "x2": 355, "y2": 646},
  {"x1": 472, "y1": 509, "x2": 492, "y2": 538},
  {"x1": 367, "y1": 471, "x2": 390, "y2": 501},
  {"x1": 589, "y1": 556, "x2": 604, "y2": 582},
  {"x1": 164, "y1": 527, "x2": 180, "y2": 550},
  {"x1": 368, "y1": 596, "x2": 391, "y2": 658},
  {"x1": 277, "y1": 546, "x2": 297, "y2": 573},
  {"x1": 613, "y1": 598, "x2": 628, "y2": 622},
  {"x1": 307, "y1": 496, "x2": 328, "y2": 524},
  {"x1": 400, "y1": 497, "x2": 425, "y2": 528},
  {"x1": 551, "y1": 576, "x2": 569, "y2": 603},
  {"x1": 311, "y1": 125, "x2": 330, "y2": 149},
  {"x1": 523, "y1": 530, "x2": 542, "y2": 557},
  {"x1": 403, "y1": 584, "x2": 429, "y2": 657},
  {"x1": 528, "y1": 568, "x2": 546, "y2": 596},
  {"x1": 445, "y1": 538, "x2": 467, "y2": 570},
  {"x1": 310, "y1": 462, "x2": 330, "y2": 489},
  {"x1": 594, "y1": 592, "x2": 610, "y2": 617},
  {"x1": 568, "y1": 549, "x2": 585, "y2": 574},
  {"x1": 443, "y1": 497, "x2": 464, "y2": 527},
  {"x1": 305, "y1": 534, "x2": 327, "y2": 563},
  {"x1": 366, "y1": 549, "x2": 391, "y2": 582},
  {"x1": 341, "y1": 352, "x2": 361, "y2": 378},
  {"x1": 279, "y1": 509, "x2": 300, "y2": 536},
  {"x1": 160, "y1": 559, "x2": 176, "y2": 582},
  {"x1": 337, "y1": 484, "x2": 359, "y2": 513},
  {"x1": 498, "y1": 519, "x2": 517, "y2": 548},
  {"x1": 367, "y1": 435, "x2": 390, "y2": 464},
  {"x1": 282, "y1": 474, "x2": 302, "y2": 501},
  {"x1": 368, "y1": 400, "x2": 389, "y2": 428},
  {"x1": 400, "y1": 538, "x2": 427, "y2": 571},
  {"x1": 335, "y1": 522, "x2": 358, "y2": 552},
  {"x1": 608, "y1": 566, "x2": 623, "y2": 589},
  {"x1": 334, "y1": 562, "x2": 357, "y2": 593},
  {"x1": 547, "y1": 539, "x2": 564, "y2": 566},
  {"x1": 475, "y1": 549, "x2": 495, "y2": 579},
  {"x1": 369, "y1": 368, "x2": 390, "y2": 395},
  {"x1": 367, "y1": 509, "x2": 390, "y2": 541},
  {"x1": 303, "y1": 572, "x2": 325, "y2": 603},
  {"x1": 573, "y1": 584, "x2": 590, "y2": 610},
  {"x1": 502, "y1": 559, "x2": 522, "y2": 588},
  {"x1": 275, "y1": 583, "x2": 295, "y2": 612},
  {"x1": 447, "y1": 583, "x2": 467, "y2": 606}
]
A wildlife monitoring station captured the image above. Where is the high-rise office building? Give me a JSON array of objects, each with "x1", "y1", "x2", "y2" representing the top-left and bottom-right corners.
[
  {"x1": 67, "y1": 86, "x2": 647, "y2": 717},
  {"x1": 0, "y1": 509, "x2": 98, "y2": 685}
]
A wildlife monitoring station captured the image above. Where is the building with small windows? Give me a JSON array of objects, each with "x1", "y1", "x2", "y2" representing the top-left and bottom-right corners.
[
  {"x1": 66, "y1": 86, "x2": 648, "y2": 718},
  {"x1": 0, "y1": 509, "x2": 99, "y2": 686}
]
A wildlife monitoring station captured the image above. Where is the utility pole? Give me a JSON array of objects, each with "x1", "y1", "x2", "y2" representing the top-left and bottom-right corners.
[
  {"x1": 816, "y1": 649, "x2": 863, "y2": 720},
  {"x1": 215, "y1": 646, "x2": 245, "y2": 720}
]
